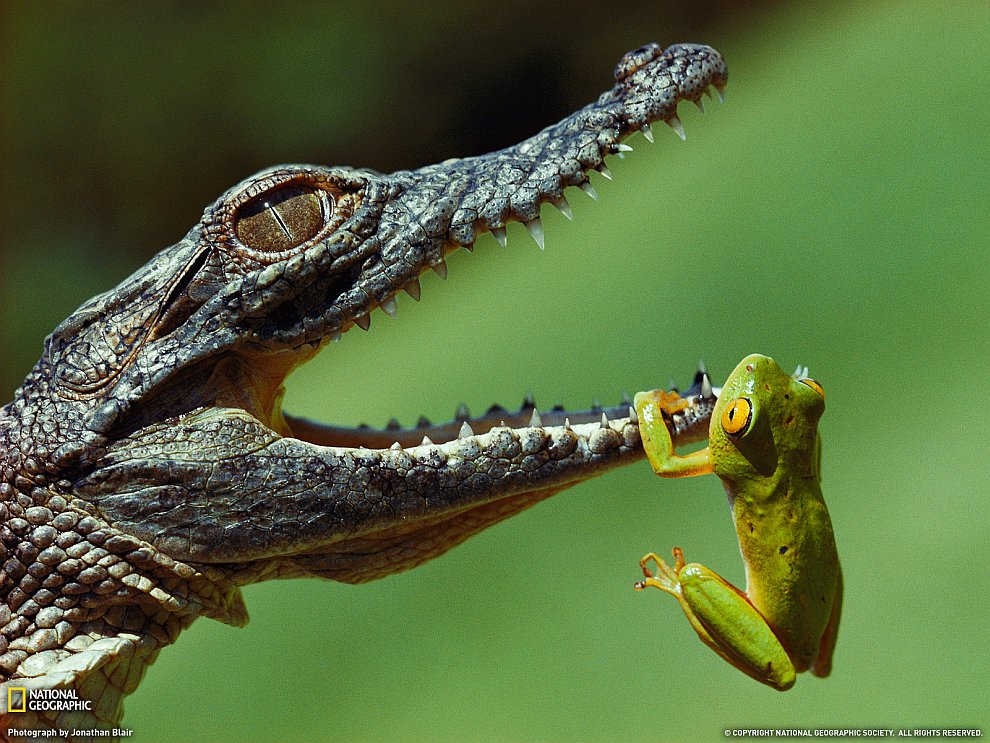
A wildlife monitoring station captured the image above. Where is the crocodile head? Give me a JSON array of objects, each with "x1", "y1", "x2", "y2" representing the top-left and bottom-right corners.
[
  {"x1": 1, "y1": 42, "x2": 725, "y2": 733},
  {"x1": 43, "y1": 43, "x2": 725, "y2": 449}
]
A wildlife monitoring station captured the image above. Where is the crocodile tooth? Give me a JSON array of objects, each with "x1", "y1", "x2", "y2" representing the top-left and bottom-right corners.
[
  {"x1": 329, "y1": 330, "x2": 342, "y2": 343},
  {"x1": 616, "y1": 143, "x2": 634, "y2": 153},
  {"x1": 697, "y1": 358, "x2": 708, "y2": 375},
  {"x1": 714, "y1": 83, "x2": 726, "y2": 103},
  {"x1": 528, "y1": 408, "x2": 542, "y2": 428},
  {"x1": 641, "y1": 124, "x2": 654, "y2": 143},
  {"x1": 458, "y1": 421, "x2": 474, "y2": 439},
  {"x1": 564, "y1": 417, "x2": 572, "y2": 431},
  {"x1": 455, "y1": 402, "x2": 470, "y2": 420},
  {"x1": 628, "y1": 405, "x2": 638, "y2": 422},
  {"x1": 386, "y1": 417, "x2": 401, "y2": 431},
  {"x1": 381, "y1": 297, "x2": 398, "y2": 318},
  {"x1": 491, "y1": 226, "x2": 508, "y2": 247},
  {"x1": 552, "y1": 195, "x2": 573, "y2": 221},
  {"x1": 580, "y1": 182, "x2": 599, "y2": 201},
  {"x1": 420, "y1": 435, "x2": 434, "y2": 446},
  {"x1": 404, "y1": 278, "x2": 421, "y2": 301},
  {"x1": 525, "y1": 218, "x2": 545, "y2": 250},
  {"x1": 354, "y1": 314, "x2": 371, "y2": 331},
  {"x1": 431, "y1": 260, "x2": 448, "y2": 279},
  {"x1": 701, "y1": 373, "x2": 713, "y2": 398},
  {"x1": 390, "y1": 442, "x2": 402, "y2": 450},
  {"x1": 521, "y1": 391, "x2": 536, "y2": 410},
  {"x1": 598, "y1": 164, "x2": 613, "y2": 180},
  {"x1": 417, "y1": 415, "x2": 431, "y2": 428},
  {"x1": 792, "y1": 364, "x2": 803, "y2": 378},
  {"x1": 693, "y1": 98, "x2": 706, "y2": 114},
  {"x1": 667, "y1": 114, "x2": 686, "y2": 141},
  {"x1": 600, "y1": 413, "x2": 609, "y2": 429}
]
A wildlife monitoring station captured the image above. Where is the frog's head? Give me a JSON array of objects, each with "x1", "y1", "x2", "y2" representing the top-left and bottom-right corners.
[{"x1": 709, "y1": 354, "x2": 825, "y2": 481}]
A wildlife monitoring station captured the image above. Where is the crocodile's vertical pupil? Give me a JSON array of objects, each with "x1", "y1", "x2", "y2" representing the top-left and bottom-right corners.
[{"x1": 235, "y1": 185, "x2": 327, "y2": 252}]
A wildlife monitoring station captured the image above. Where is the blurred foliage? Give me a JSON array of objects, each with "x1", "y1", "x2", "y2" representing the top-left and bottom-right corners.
[{"x1": 2, "y1": 1, "x2": 989, "y2": 741}]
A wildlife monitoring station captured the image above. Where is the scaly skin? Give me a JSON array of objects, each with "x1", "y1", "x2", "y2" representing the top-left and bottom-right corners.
[{"x1": 0, "y1": 42, "x2": 726, "y2": 739}]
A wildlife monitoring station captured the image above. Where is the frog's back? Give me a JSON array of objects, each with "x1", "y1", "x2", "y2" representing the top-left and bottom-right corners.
[{"x1": 735, "y1": 478, "x2": 839, "y2": 672}]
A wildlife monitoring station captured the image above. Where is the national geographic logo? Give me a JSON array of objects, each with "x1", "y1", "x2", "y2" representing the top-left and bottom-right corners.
[
  {"x1": 5, "y1": 688, "x2": 135, "y2": 739},
  {"x1": 7, "y1": 687, "x2": 93, "y2": 713}
]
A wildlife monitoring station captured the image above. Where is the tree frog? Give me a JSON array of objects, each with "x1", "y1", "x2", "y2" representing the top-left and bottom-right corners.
[{"x1": 632, "y1": 354, "x2": 841, "y2": 690}]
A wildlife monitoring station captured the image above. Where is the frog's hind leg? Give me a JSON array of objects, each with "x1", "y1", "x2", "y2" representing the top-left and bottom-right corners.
[
  {"x1": 811, "y1": 564, "x2": 843, "y2": 678},
  {"x1": 634, "y1": 547, "x2": 797, "y2": 691}
]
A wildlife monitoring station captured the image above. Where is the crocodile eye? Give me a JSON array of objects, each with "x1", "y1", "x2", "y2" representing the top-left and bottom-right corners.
[
  {"x1": 799, "y1": 378, "x2": 825, "y2": 400},
  {"x1": 235, "y1": 185, "x2": 330, "y2": 252},
  {"x1": 721, "y1": 397, "x2": 752, "y2": 437}
]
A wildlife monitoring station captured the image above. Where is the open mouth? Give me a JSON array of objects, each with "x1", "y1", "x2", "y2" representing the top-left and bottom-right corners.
[
  {"x1": 139, "y1": 42, "x2": 730, "y2": 462},
  {"x1": 59, "y1": 42, "x2": 730, "y2": 585}
]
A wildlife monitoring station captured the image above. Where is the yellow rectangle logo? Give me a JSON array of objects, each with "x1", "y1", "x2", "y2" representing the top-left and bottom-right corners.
[{"x1": 7, "y1": 687, "x2": 27, "y2": 713}]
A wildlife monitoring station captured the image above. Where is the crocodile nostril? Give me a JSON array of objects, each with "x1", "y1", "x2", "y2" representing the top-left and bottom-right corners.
[{"x1": 613, "y1": 42, "x2": 663, "y2": 81}]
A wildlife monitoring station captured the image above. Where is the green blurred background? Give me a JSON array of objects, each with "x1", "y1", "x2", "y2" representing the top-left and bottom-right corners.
[{"x1": 2, "y1": 2, "x2": 988, "y2": 741}]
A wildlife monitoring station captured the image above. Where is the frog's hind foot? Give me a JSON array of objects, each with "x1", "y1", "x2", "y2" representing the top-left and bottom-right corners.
[{"x1": 634, "y1": 547, "x2": 687, "y2": 592}]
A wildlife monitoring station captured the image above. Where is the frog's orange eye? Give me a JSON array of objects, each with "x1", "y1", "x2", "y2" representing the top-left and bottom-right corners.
[
  {"x1": 799, "y1": 378, "x2": 825, "y2": 400},
  {"x1": 721, "y1": 398, "x2": 752, "y2": 437}
]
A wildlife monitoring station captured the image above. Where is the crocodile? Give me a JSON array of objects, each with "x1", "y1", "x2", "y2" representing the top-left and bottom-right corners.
[{"x1": 0, "y1": 41, "x2": 726, "y2": 738}]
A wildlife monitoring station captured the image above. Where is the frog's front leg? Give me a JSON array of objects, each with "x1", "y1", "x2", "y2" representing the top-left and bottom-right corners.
[
  {"x1": 634, "y1": 389, "x2": 714, "y2": 477},
  {"x1": 635, "y1": 548, "x2": 797, "y2": 691}
]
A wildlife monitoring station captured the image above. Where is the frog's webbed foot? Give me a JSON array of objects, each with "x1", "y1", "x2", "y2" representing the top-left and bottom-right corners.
[{"x1": 634, "y1": 547, "x2": 687, "y2": 594}]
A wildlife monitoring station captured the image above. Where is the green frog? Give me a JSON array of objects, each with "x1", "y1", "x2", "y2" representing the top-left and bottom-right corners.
[{"x1": 633, "y1": 354, "x2": 841, "y2": 690}]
